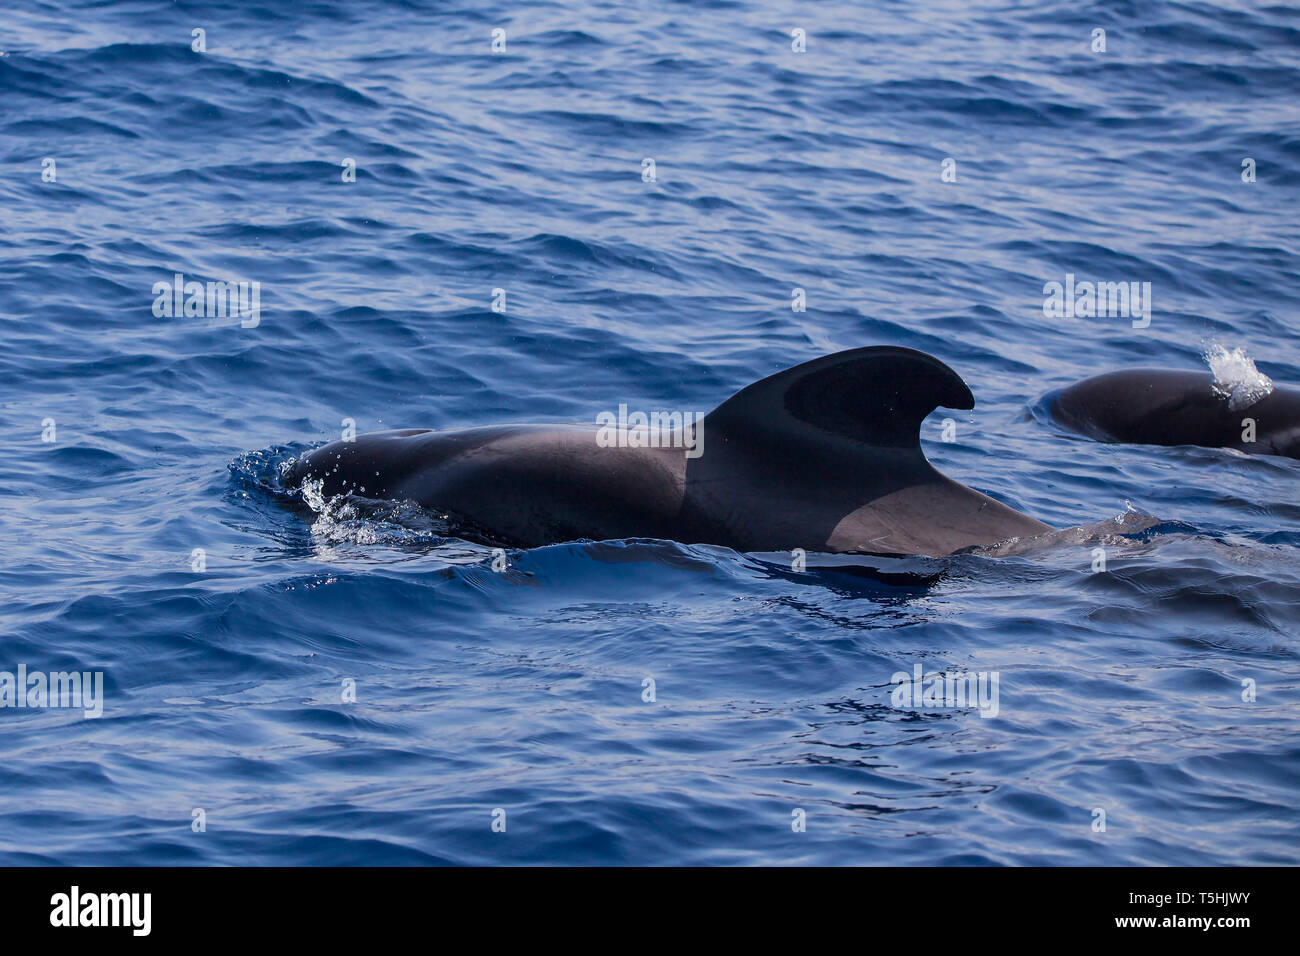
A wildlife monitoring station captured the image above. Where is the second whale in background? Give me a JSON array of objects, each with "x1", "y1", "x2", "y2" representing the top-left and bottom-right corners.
[{"x1": 1045, "y1": 364, "x2": 1300, "y2": 459}]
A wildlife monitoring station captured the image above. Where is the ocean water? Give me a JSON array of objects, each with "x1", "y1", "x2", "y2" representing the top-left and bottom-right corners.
[{"x1": 2, "y1": 0, "x2": 1298, "y2": 866}]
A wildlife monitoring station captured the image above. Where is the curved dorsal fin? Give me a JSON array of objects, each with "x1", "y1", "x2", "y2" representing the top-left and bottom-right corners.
[{"x1": 704, "y1": 346, "x2": 974, "y2": 449}]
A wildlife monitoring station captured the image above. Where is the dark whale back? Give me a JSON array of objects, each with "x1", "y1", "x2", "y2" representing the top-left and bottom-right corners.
[
  {"x1": 283, "y1": 347, "x2": 1050, "y2": 556},
  {"x1": 1048, "y1": 368, "x2": 1300, "y2": 458}
]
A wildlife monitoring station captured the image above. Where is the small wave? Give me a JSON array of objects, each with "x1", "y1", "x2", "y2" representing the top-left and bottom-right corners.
[{"x1": 975, "y1": 501, "x2": 1170, "y2": 557}]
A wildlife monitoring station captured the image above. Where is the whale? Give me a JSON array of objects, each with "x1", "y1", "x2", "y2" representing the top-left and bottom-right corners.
[
  {"x1": 1046, "y1": 368, "x2": 1300, "y2": 459},
  {"x1": 281, "y1": 346, "x2": 1051, "y2": 557}
]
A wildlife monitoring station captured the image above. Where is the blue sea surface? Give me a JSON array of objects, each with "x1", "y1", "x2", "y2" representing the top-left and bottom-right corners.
[{"x1": 1, "y1": 0, "x2": 1298, "y2": 865}]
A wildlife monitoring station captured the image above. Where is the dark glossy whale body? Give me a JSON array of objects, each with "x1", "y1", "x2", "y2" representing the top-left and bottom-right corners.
[
  {"x1": 282, "y1": 347, "x2": 1051, "y2": 556},
  {"x1": 1048, "y1": 368, "x2": 1300, "y2": 459}
]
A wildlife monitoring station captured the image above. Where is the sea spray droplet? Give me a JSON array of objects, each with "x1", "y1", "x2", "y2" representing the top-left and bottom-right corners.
[
  {"x1": 1202, "y1": 343, "x2": 1273, "y2": 411},
  {"x1": 300, "y1": 477, "x2": 327, "y2": 512}
]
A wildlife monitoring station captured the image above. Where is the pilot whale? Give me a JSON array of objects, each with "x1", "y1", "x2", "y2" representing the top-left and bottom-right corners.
[
  {"x1": 282, "y1": 346, "x2": 1051, "y2": 557},
  {"x1": 1047, "y1": 368, "x2": 1300, "y2": 459}
]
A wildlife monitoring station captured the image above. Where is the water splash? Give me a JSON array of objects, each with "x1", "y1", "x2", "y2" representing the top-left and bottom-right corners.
[
  {"x1": 1202, "y1": 342, "x2": 1273, "y2": 411},
  {"x1": 297, "y1": 477, "x2": 456, "y2": 546}
]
